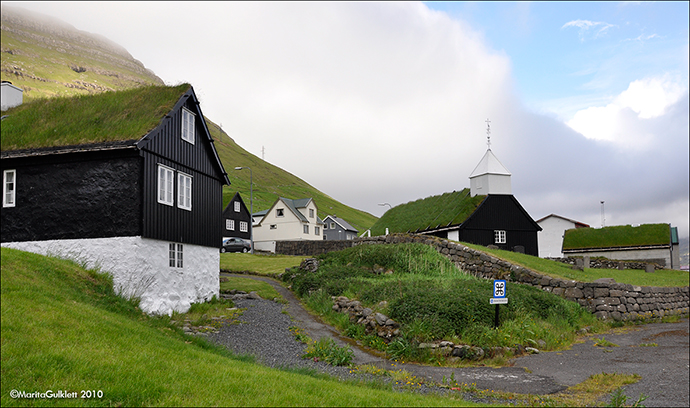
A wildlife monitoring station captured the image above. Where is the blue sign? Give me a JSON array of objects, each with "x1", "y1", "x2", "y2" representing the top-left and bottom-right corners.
[{"x1": 493, "y1": 280, "x2": 507, "y2": 298}]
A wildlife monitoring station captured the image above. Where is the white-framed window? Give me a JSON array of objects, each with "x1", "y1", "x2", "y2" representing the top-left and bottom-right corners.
[
  {"x1": 270, "y1": 224, "x2": 277, "y2": 230},
  {"x1": 240, "y1": 221, "x2": 248, "y2": 232},
  {"x1": 3, "y1": 169, "x2": 16, "y2": 208},
  {"x1": 276, "y1": 208, "x2": 284, "y2": 217},
  {"x1": 234, "y1": 201, "x2": 241, "y2": 212},
  {"x1": 303, "y1": 224, "x2": 309, "y2": 234},
  {"x1": 177, "y1": 172, "x2": 192, "y2": 211},
  {"x1": 169, "y1": 243, "x2": 183, "y2": 268},
  {"x1": 226, "y1": 219, "x2": 235, "y2": 231},
  {"x1": 181, "y1": 107, "x2": 195, "y2": 144},
  {"x1": 494, "y1": 230, "x2": 506, "y2": 244},
  {"x1": 315, "y1": 226, "x2": 320, "y2": 236},
  {"x1": 157, "y1": 165, "x2": 174, "y2": 206},
  {"x1": 309, "y1": 208, "x2": 314, "y2": 218},
  {"x1": 330, "y1": 222, "x2": 336, "y2": 229}
]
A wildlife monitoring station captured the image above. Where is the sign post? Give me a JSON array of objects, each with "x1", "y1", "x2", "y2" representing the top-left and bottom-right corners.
[{"x1": 490, "y1": 280, "x2": 507, "y2": 328}]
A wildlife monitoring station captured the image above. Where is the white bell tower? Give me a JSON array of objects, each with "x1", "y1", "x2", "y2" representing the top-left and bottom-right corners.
[{"x1": 469, "y1": 119, "x2": 512, "y2": 197}]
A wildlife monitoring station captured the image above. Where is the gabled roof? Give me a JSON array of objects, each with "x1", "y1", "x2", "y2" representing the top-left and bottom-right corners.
[
  {"x1": 563, "y1": 223, "x2": 671, "y2": 250},
  {"x1": 0, "y1": 84, "x2": 229, "y2": 185},
  {"x1": 370, "y1": 189, "x2": 486, "y2": 236},
  {"x1": 469, "y1": 149, "x2": 511, "y2": 178},
  {"x1": 324, "y1": 215, "x2": 358, "y2": 233},
  {"x1": 536, "y1": 214, "x2": 590, "y2": 228},
  {"x1": 256, "y1": 197, "x2": 324, "y2": 226},
  {"x1": 222, "y1": 192, "x2": 249, "y2": 214}
]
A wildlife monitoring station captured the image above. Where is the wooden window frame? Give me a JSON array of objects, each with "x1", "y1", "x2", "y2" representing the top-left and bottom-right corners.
[
  {"x1": 181, "y1": 107, "x2": 195, "y2": 144},
  {"x1": 157, "y1": 165, "x2": 174, "y2": 206},
  {"x1": 226, "y1": 219, "x2": 235, "y2": 231},
  {"x1": 177, "y1": 172, "x2": 192, "y2": 211},
  {"x1": 494, "y1": 230, "x2": 506, "y2": 244},
  {"x1": 3, "y1": 169, "x2": 16, "y2": 208},
  {"x1": 240, "y1": 221, "x2": 248, "y2": 233}
]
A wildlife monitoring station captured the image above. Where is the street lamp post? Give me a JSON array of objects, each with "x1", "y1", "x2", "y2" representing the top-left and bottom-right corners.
[{"x1": 235, "y1": 166, "x2": 253, "y2": 254}]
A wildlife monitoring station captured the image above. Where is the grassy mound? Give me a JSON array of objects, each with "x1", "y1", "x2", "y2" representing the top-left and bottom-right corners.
[
  {"x1": 0, "y1": 247, "x2": 474, "y2": 407},
  {"x1": 283, "y1": 243, "x2": 601, "y2": 363}
]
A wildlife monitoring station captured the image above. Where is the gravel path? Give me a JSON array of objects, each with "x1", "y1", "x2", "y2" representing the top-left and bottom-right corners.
[{"x1": 210, "y1": 273, "x2": 689, "y2": 406}]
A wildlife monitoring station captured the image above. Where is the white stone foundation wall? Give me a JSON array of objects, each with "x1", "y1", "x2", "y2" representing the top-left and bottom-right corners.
[{"x1": 2, "y1": 236, "x2": 219, "y2": 315}]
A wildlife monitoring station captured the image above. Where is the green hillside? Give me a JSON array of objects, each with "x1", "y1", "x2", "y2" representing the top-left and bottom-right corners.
[
  {"x1": 0, "y1": 247, "x2": 468, "y2": 407},
  {"x1": 1, "y1": 5, "x2": 164, "y2": 102},
  {"x1": 1, "y1": 6, "x2": 377, "y2": 233},
  {"x1": 206, "y1": 120, "x2": 377, "y2": 233}
]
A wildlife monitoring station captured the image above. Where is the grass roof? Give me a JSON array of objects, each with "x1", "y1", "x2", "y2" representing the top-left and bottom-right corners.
[
  {"x1": 562, "y1": 223, "x2": 671, "y2": 250},
  {"x1": 1, "y1": 84, "x2": 190, "y2": 151},
  {"x1": 369, "y1": 189, "x2": 486, "y2": 236}
]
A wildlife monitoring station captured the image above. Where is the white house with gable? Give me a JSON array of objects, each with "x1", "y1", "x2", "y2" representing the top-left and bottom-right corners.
[
  {"x1": 536, "y1": 214, "x2": 590, "y2": 258},
  {"x1": 252, "y1": 197, "x2": 324, "y2": 252}
]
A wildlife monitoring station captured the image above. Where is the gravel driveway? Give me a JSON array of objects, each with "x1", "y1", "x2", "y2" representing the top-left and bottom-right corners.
[{"x1": 212, "y1": 273, "x2": 689, "y2": 406}]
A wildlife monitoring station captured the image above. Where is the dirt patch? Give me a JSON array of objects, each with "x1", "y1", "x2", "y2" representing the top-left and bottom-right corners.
[{"x1": 644, "y1": 329, "x2": 688, "y2": 341}]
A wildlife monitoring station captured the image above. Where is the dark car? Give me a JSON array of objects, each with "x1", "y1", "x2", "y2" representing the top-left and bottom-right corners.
[{"x1": 221, "y1": 238, "x2": 251, "y2": 253}]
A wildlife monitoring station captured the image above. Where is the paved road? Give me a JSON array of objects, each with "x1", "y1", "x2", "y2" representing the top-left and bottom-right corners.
[{"x1": 223, "y1": 273, "x2": 689, "y2": 405}]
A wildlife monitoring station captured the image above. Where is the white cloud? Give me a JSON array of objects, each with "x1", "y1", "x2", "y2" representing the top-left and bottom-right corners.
[
  {"x1": 566, "y1": 75, "x2": 687, "y2": 147},
  {"x1": 562, "y1": 19, "x2": 618, "y2": 40}
]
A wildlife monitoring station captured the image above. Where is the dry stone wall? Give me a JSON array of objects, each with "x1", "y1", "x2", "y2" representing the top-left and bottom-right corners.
[{"x1": 276, "y1": 233, "x2": 689, "y2": 322}]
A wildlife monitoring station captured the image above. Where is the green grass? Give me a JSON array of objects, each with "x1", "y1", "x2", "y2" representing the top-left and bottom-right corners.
[
  {"x1": 220, "y1": 252, "x2": 307, "y2": 277},
  {"x1": 462, "y1": 242, "x2": 690, "y2": 287},
  {"x1": 563, "y1": 223, "x2": 671, "y2": 250},
  {"x1": 1, "y1": 247, "x2": 480, "y2": 407},
  {"x1": 1, "y1": 84, "x2": 188, "y2": 151},
  {"x1": 282, "y1": 243, "x2": 605, "y2": 364},
  {"x1": 220, "y1": 276, "x2": 283, "y2": 301},
  {"x1": 369, "y1": 189, "x2": 485, "y2": 236}
]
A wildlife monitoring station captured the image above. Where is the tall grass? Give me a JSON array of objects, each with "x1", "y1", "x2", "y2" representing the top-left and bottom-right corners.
[{"x1": 283, "y1": 243, "x2": 604, "y2": 363}]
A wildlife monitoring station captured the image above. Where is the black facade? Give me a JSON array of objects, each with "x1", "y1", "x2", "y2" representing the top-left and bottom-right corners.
[
  {"x1": 1, "y1": 86, "x2": 229, "y2": 248},
  {"x1": 429, "y1": 195, "x2": 541, "y2": 256},
  {"x1": 1, "y1": 148, "x2": 142, "y2": 242},
  {"x1": 221, "y1": 192, "x2": 252, "y2": 240}
]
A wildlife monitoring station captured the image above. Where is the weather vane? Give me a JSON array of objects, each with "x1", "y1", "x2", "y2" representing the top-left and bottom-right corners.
[{"x1": 485, "y1": 118, "x2": 491, "y2": 149}]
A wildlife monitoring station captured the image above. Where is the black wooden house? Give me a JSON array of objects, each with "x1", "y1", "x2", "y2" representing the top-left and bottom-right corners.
[
  {"x1": 222, "y1": 192, "x2": 252, "y2": 241},
  {"x1": 369, "y1": 145, "x2": 541, "y2": 256},
  {"x1": 1, "y1": 84, "x2": 230, "y2": 315}
]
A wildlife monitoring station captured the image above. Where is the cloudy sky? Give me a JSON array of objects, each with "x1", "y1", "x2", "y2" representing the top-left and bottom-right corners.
[{"x1": 8, "y1": 2, "x2": 690, "y2": 236}]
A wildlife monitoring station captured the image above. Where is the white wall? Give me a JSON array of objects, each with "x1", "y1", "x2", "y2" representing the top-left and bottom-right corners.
[
  {"x1": 253, "y1": 199, "x2": 322, "y2": 250},
  {"x1": 470, "y1": 174, "x2": 512, "y2": 196},
  {"x1": 538, "y1": 217, "x2": 577, "y2": 258},
  {"x1": 2, "y1": 236, "x2": 219, "y2": 315},
  {"x1": 1, "y1": 82, "x2": 23, "y2": 111}
]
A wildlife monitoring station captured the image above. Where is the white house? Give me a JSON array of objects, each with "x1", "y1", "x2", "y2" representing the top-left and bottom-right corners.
[
  {"x1": 1, "y1": 81, "x2": 23, "y2": 111},
  {"x1": 537, "y1": 214, "x2": 590, "y2": 258},
  {"x1": 252, "y1": 197, "x2": 324, "y2": 252}
]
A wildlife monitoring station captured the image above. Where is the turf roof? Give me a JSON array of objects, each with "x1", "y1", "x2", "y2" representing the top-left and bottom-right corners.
[
  {"x1": 369, "y1": 189, "x2": 486, "y2": 236},
  {"x1": 1, "y1": 84, "x2": 190, "y2": 151},
  {"x1": 562, "y1": 223, "x2": 671, "y2": 250}
]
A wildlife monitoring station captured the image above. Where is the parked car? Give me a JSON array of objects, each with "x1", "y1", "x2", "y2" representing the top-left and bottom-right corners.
[{"x1": 221, "y1": 238, "x2": 251, "y2": 253}]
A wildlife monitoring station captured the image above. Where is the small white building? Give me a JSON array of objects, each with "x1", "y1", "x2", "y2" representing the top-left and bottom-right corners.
[
  {"x1": 1, "y1": 81, "x2": 23, "y2": 111},
  {"x1": 252, "y1": 197, "x2": 324, "y2": 252},
  {"x1": 537, "y1": 214, "x2": 590, "y2": 258}
]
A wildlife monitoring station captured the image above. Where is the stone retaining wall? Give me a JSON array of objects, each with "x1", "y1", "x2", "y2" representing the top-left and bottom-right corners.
[
  {"x1": 275, "y1": 239, "x2": 354, "y2": 256},
  {"x1": 547, "y1": 256, "x2": 664, "y2": 271},
  {"x1": 353, "y1": 234, "x2": 689, "y2": 321}
]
